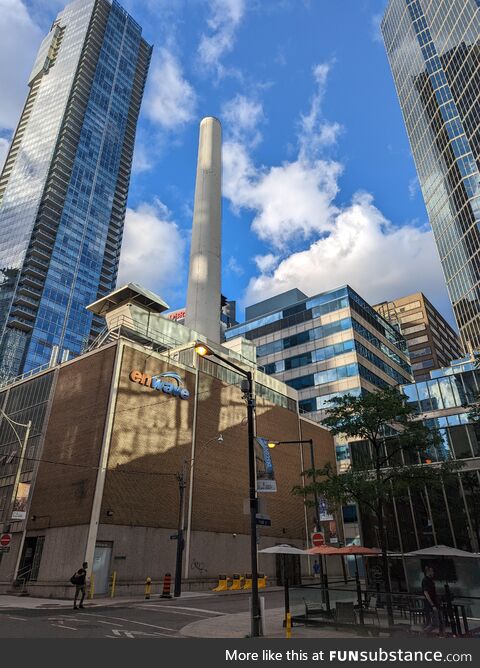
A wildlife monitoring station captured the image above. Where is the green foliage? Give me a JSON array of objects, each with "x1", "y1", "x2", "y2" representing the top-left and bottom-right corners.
[{"x1": 294, "y1": 387, "x2": 461, "y2": 522}]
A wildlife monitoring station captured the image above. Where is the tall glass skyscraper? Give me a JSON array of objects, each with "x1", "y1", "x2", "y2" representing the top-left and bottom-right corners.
[
  {"x1": 0, "y1": 0, "x2": 151, "y2": 380},
  {"x1": 382, "y1": 1, "x2": 480, "y2": 350}
]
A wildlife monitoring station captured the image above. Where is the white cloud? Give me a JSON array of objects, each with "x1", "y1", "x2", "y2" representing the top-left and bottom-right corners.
[
  {"x1": 227, "y1": 256, "x2": 244, "y2": 276},
  {"x1": 244, "y1": 192, "x2": 449, "y2": 313},
  {"x1": 408, "y1": 176, "x2": 419, "y2": 200},
  {"x1": 371, "y1": 14, "x2": 383, "y2": 43},
  {"x1": 220, "y1": 65, "x2": 452, "y2": 322},
  {"x1": 0, "y1": 0, "x2": 43, "y2": 130},
  {"x1": 117, "y1": 200, "x2": 186, "y2": 299},
  {"x1": 198, "y1": 0, "x2": 245, "y2": 73},
  {"x1": 223, "y1": 140, "x2": 342, "y2": 248},
  {"x1": 253, "y1": 253, "x2": 279, "y2": 273},
  {"x1": 222, "y1": 94, "x2": 264, "y2": 146},
  {"x1": 299, "y1": 61, "x2": 343, "y2": 160},
  {"x1": 0, "y1": 137, "x2": 10, "y2": 172},
  {"x1": 144, "y1": 48, "x2": 197, "y2": 129}
]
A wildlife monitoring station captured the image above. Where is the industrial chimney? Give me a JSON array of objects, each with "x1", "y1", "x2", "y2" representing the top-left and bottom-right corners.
[{"x1": 185, "y1": 117, "x2": 222, "y2": 343}]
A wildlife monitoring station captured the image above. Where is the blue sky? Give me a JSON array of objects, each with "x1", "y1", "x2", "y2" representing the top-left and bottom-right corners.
[{"x1": 0, "y1": 0, "x2": 455, "y2": 326}]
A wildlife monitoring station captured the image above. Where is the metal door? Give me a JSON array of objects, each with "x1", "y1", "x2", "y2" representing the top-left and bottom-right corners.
[{"x1": 92, "y1": 541, "x2": 112, "y2": 595}]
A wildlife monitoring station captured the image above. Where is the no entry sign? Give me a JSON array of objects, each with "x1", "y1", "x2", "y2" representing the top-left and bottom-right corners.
[
  {"x1": 0, "y1": 533, "x2": 12, "y2": 547},
  {"x1": 311, "y1": 532, "x2": 325, "y2": 547}
]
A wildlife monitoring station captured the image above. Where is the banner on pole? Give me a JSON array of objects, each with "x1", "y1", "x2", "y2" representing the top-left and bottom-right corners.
[
  {"x1": 255, "y1": 437, "x2": 277, "y2": 492},
  {"x1": 12, "y1": 482, "x2": 30, "y2": 520}
]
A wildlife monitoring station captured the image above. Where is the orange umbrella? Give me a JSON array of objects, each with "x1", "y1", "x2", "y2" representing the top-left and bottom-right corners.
[
  {"x1": 334, "y1": 546, "x2": 381, "y2": 622},
  {"x1": 335, "y1": 546, "x2": 381, "y2": 555},
  {"x1": 306, "y1": 545, "x2": 342, "y2": 555}
]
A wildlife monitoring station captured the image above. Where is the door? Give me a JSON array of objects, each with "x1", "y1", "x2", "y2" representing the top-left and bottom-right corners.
[
  {"x1": 92, "y1": 541, "x2": 112, "y2": 595},
  {"x1": 18, "y1": 536, "x2": 44, "y2": 581}
]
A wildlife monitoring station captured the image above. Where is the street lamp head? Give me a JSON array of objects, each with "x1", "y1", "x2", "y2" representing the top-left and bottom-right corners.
[
  {"x1": 267, "y1": 441, "x2": 278, "y2": 449},
  {"x1": 194, "y1": 342, "x2": 210, "y2": 357}
]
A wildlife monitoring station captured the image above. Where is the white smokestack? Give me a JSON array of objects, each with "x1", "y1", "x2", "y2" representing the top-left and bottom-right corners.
[{"x1": 185, "y1": 117, "x2": 222, "y2": 343}]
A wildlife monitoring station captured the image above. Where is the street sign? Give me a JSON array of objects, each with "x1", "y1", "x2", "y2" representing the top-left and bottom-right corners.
[
  {"x1": 0, "y1": 533, "x2": 11, "y2": 547},
  {"x1": 256, "y1": 513, "x2": 272, "y2": 527},
  {"x1": 311, "y1": 532, "x2": 325, "y2": 547},
  {"x1": 0, "y1": 546, "x2": 10, "y2": 553}
]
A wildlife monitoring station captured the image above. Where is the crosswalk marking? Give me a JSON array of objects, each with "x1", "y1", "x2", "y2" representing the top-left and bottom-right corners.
[
  {"x1": 76, "y1": 611, "x2": 178, "y2": 633},
  {"x1": 136, "y1": 605, "x2": 211, "y2": 618},
  {"x1": 144, "y1": 604, "x2": 224, "y2": 616}
]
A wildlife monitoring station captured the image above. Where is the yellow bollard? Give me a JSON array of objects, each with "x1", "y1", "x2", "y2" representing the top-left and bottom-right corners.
[
  {"x1": 286, "y1": 612, "x2": 292, "y2": 639},
  {"x1": 258, "y1": 573, "x2": 267, "y2": 589},
  {"x1": 110, "y1": 571, "x2": 117, "y2": 598},
  {"x1": 243, "y1": 573, "x2": 252, "y2": 590},
  {"x1": 230, "y1": 574, "x2": 243, "y2": 590},
  {"x1": 88, "y1": 573, "x2": 95, "y2": 600},
  {"x1": 145, "y1": 576, "x2": 152, "y2": 599},
  {"x1": 212, "y1": 574, "x2": 229, "y2": 592}
]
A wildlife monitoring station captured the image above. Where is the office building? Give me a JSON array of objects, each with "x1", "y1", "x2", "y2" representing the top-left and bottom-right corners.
[
  {"x1": 344, "y1": 356, "x2": 480, "y2": 606},
  {"x1": 225, "y1": 286, "x2": 413, "y2": 481},
  {"x1": 0, "y1": 0, "x2": 151, "y2": 381},
  {"x1": 0, "y1": 284, "x2": 334, "y2": 596},
  {"x1": 374, "y1": 292, "x2": 463, "y2": 380},
  {"x1": 382, "y1": 0, "x2": 480, "y2": 350}
]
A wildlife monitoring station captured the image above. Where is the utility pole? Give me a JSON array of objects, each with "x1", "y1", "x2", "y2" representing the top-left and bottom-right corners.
[
  {"x1": 174, "y1": 462, "x2": 187, "y2": 598},
  {"x1": 243, "y1": 371, "x2": 262, "y2": 638}
]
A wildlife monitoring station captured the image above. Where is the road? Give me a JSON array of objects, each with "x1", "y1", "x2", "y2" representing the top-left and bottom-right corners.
[{"x1": 0, "y1": 590, "x2": 285, "y2": 638}]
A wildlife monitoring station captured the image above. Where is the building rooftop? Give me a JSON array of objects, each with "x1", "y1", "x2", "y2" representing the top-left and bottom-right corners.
[{"x1": 87, "y1": 283, "x2": 170, "y2": 317}]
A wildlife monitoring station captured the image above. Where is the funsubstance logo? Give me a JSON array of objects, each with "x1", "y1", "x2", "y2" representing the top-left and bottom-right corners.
[{"x1": 129, "y1": 370, "x2": 190, "y2": 400}]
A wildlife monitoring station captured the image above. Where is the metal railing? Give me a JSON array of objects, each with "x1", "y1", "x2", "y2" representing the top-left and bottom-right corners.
[{"x1": 290, "y1": 582, "x2": 480, "y2": 636}]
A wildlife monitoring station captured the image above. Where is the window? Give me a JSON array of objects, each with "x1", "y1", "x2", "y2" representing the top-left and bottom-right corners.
[
  {"x1": 407, "y1": 335, "x2": 429, "y2": 346},
  {"x1": 397, "y1": 301, "x2": 421, "y2": 313},
  {"x1": 410, "y1": 346, "x2": 432, "y2": 358},
  {"x1": 400, "y1": 311, "x2": 423, "y2": 324},
  {"x1": 403, "y1": 323, "x2": 426, "y2": 334},
  {"x1": 412, "y1": 359, "x2": 434, "y2": 371}
]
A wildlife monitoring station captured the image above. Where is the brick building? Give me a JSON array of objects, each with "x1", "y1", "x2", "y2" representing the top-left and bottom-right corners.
[{"x1": 0, "y1": 286, "x2": 335, "y2": 597}]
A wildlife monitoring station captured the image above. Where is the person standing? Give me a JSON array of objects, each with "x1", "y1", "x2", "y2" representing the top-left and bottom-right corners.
[
  {"x1": 313, "y1": 559, "x2": 321, "y2": 580},
  {"x1": 422, "y1": 565, "x2": 442, "y2": 633},
  {"x1": 72, "y1": 562, "x2": 88, "y2": 610}
]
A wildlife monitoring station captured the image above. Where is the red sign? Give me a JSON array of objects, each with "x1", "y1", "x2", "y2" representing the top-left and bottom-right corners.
[
  {"x1": 0, "y1": 533, "x2": 11, "y2": 547},
  {"x1": 167, "y1": 309, "x2": 186, "y2": 321},
  {"x1": 311, "y1": 532, "x2": 325, "y2": 547}
]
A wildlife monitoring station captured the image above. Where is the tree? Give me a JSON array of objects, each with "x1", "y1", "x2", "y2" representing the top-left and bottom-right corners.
[{"x1": 294, "y1": 387, "x2": 461, "y2": 626}]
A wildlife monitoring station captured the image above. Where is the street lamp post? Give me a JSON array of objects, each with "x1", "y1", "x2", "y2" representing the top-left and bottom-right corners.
[
  {"x1": 267, "y1": 438, "x2": 330, "y2": 609},
  {"x1": 174, "y1": 461, "x2": 187, "y2": 599},
  {"x1": 194, "y1": 343, "x2": 262, "y2": 638},
  {"x1": 173, "y1": 434, "x2": 223, "y2": 598},
  {"x1": 267, "y1": 439, "x2": 321, "y2": 529}
]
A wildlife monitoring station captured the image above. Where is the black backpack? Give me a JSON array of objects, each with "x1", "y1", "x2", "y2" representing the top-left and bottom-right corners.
[{"x1": 70, "y1": 572, "x2": 81, "y2": 585}]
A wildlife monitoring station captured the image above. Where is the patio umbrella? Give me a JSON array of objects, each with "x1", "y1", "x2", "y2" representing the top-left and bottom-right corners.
[
  {"x1": 335, "y1": 546, "x2": 381, "y2": 623},
  {"x1": 259, "y1": 544, "x2": 308, "y2": 625},
  {"x1": 404, "y1": 545, "x2": 480, "y2": 635},
  {"x1": 404, "y1": 545, "x2": 479, "y2": 559},
  {"x1": 304, "y1": 545, "x2": 341, "y2": 612}
]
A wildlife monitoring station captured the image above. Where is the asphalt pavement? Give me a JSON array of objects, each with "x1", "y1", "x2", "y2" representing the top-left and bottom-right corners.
[{"x1": 0, "y1": 589, "x2": 361, "y2": 638}]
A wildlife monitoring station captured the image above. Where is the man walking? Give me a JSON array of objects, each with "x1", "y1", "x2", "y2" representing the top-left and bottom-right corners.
[
  {"x1": 422, "y1": 565, "x2": 442, "y2": 633},
  {"x1": 72, "y1": 562, "x2": 88, "y2": 610}
]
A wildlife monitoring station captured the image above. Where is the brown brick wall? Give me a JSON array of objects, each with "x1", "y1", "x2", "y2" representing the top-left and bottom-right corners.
[
  {"x1": 28, "y1": 341, "x2": 335, "y2": 543},
  {"x1": 101, "y1": 345, "x2": 196, "y2": 528},
  {"x1": 27, "y1": 345, "x2": 116, "y2": 529}
]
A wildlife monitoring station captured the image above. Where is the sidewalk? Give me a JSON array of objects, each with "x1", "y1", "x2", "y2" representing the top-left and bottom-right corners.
[
  {"x1": 181, "y1": 607, "x2": 371, "y2": 639},
  {"x1": 0, "y1": 591, "x2": 211, "y2": 610}
]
